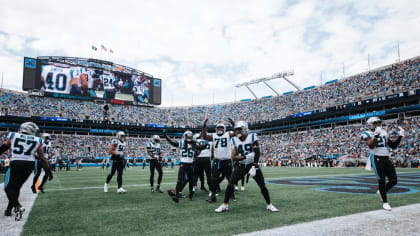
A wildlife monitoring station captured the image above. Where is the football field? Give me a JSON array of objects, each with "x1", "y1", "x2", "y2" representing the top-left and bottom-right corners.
[{"x1": 4, "y1": 167, "x2": 420, "y2": 236}]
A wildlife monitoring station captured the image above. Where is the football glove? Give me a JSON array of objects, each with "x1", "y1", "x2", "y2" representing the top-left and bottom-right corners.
[
  {"x1": 245, "y1": 152, "x2": 255, "y2": 160},
  {"x1": 398, "y1": 126, "x2": 405, "y2": 137},
  {"x1": 249, "y1": 166, "x2": 256, "y2": 177}
]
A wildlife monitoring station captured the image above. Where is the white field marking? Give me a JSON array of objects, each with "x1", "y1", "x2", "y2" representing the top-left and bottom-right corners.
[
  {"x1": 236, "y1": 203, "x2": 420, "y2": 236},
  {"x1": 264, "y1": 170, "x2": 420, "y2": 180},
  {"x1": 46, "y1": 182, "x2": 177, "y2": 192},
  {"x1": 0, "y1": 174, "x2": 39, "y2": 236}
]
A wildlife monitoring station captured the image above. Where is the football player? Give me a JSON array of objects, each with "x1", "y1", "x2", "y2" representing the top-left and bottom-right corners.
[
  {"x1": 361, "y1": 117, "x2": 404, "y2": 211},
  {"x1": 202, "y1": 119, "x2": 236, "y2": 202},
  {"x1": 165, "y1": 130, "x2": 205, "y2": 202},
  {"x1": 0, "y1": 122, "x2": 52, "y2": 220},
  {"x1": 100, "y1": 71, "x2": 118, "y2": 100},
  {"x1": 132, "y1": 75, "x2": 150, "y2": 103},
  {"x1": 41, "y1": 63, "x2": 73, "y2": 94},
  {"x1": 215, "y1": 121, "x2": 278, "y2": 213},
  {"x1": 192, "y1": 133, "x2": 211, "y2": 193},
  {"x1": 31, "y1": 133, "x2": 53, "y2": 193},
  {"x1": 147, "y1": 135, "x2": 164, "y2": 193},
  {"x1": 104, "y1": 131, "x2": 127, "y2": 193}
]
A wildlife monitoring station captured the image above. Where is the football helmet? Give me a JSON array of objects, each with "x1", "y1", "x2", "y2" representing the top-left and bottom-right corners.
[
  {"x1": 152, "y1": 135, "x2": 160, "y2": 143},
  {"x1": 367, "y1": 117, "x2": 381, "y2": 130},
  {"x1": 19, "y1": 122, "x2": 39, "y2": 136},
  {"x1": 42, "y1": 133, "x2": 51, "y2": 142},
  {"x1": 216, "y1": 122, "x2": 226, "y2": 135},
  {"x1": 234, "y1": 121, "x2": 248, "y2": 138},
  {"x1": 116, "y1": 131, "x2": 126, "y2": 141},
  {"x1": 183, "y1": 130, "x2": 193, "y2": 142}
]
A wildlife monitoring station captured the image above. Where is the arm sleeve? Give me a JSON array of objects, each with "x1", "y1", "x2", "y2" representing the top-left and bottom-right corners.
[{"x1": 253, "y1": 140, "x2": 260, "y2": 164}]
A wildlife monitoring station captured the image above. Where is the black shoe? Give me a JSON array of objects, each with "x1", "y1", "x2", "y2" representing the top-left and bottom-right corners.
[
  {"x1": 39, "y1": 186, "x2": 45, "y2": 193},
  {"x1": 215, "y1": 188, "x2": 221, "y2": 193},
  {"x1": 172, "y1": 196, "x2": 179, "y2": 203},
  {"x1": 231, "y1": 193, "x2": 237, "y2": 202},
  {"x1": 5, "y1": 210, "x2": 12, "y2": 217},
  {"x1": 201, "y1": 187, "x2": 209, "y2": 193},
  {"x1": 189, "y1": 193, "x2": 194, "y2": 200},
  {"x1": 151, "y1": 187, "x2": 154, "y2": 193},
  {"x1": 14, "y1": 205, "x2": 25, "y2": 221},
  {"x1": 207, "y1": 194, "x2": 216, "y2": 203},
  {"x1": 156, "y1": 187, "x2": 163, "y2": 193},
  {"x1": 31, "y1": 185, "x2": 37, "y2": 194}
]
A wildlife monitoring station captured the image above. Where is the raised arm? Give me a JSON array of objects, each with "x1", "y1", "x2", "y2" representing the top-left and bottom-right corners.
[
  {"x1": 201, "y1": 119, "x2": 213, "y2": 141},
  {"x1": 164, "y1": 132, "x2": 179, "y2": 148}
]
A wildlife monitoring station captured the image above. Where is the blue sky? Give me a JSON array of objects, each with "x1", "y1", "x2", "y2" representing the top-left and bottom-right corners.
[{"x1": 0, "y1": 0, "x2": 419, "y2": 106}]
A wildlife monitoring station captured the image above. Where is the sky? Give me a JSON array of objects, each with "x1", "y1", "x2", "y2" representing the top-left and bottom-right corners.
[{"x1": 0, "y1": 0, "x2": 419, "y2": 107}]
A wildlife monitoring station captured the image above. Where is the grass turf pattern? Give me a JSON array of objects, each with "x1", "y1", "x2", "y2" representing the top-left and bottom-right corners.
[{"x1": 21, "y1": 167, "x2": 420, "y2": 236}]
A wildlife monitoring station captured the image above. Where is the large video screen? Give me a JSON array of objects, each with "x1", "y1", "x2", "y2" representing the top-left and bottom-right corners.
[{"x1": 37, "y1": 60, "x2": 153, "y2": 104}]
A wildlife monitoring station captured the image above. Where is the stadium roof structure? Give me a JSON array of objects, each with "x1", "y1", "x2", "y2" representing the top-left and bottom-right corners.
[{"x1": 235, "y1": 70, "x2": 297, "y2": 99}]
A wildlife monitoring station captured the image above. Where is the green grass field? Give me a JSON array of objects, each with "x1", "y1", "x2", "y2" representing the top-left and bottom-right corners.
[{"x1": 21, "y1": 167, "x2": 420, "y2": 236}]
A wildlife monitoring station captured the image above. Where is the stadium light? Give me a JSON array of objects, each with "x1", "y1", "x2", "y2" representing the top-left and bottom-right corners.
[{"x1": 235, "y1": 70, "x2": 298, "y2": 99}]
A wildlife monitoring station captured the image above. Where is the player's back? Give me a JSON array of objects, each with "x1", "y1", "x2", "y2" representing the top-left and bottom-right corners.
[
  {"x1": 41, "y1": 65, "x2": 72, "y2": 94},
  {"x1": 8, "y1": 132, "x2": 42, "y2": 162}
]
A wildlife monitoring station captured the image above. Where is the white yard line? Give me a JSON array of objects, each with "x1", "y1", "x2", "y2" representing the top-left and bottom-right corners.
[
  {"x1": 236, "y1": 203, "x2": 420, "y2": 236},
  {"x1": 0, "y1": 174, "x2": 39, "y2": 236}
]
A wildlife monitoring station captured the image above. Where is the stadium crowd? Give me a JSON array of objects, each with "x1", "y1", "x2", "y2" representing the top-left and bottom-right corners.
[{"x1": 0, "y1": 57, "x2": 418, "y2": 126}]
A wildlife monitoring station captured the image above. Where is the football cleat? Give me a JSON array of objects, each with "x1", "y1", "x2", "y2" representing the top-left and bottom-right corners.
[
  {"x1": 156, "y1": 187, "x2": 163, "y2": 193},
  {"x1": 117, "y1": 188, "x2": 126, "y2": 193},
  {"x1": 151, "y1": 187, "x2": 155, "y2": 193},
  {"x1": 234, "y1": 186, "x2": 238, "y2": 192},
  {"x1": 104, "y1": 183, "x2": 108, "y2": 193},
  {"x1": 241, "y1": 186, "x2": 245, "y2": 191},
  {"x1": 383, "y1": 203, "x2": 392, "y2": 211},
  {"x1": 215, "y1": 204, "x2": 229, "y2": 213},
  {"x1": 14, "y1": 205, "x2": 25, "y2": 221},
  {"x1": 31, "y1": 185, "x2": 37, "y2": 194},
  {"x1": 231, "y1": 193, "x2": 237, "y2": 202},
  {"x1": 39, "y1": 186, "x2": 45, "y2": 194},
  {"x1": 267, "y1": 204, "x2": 279, "y2": 212},
  {"x1": 376, "y1": 190, "x2": 383, "y2": 203},
  {"x1": 207, "y1": 194, "x2": 216, "y2": 203}
]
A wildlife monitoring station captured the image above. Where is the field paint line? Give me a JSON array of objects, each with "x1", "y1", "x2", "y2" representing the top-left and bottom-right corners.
[
  {"x1": 264, "y1": 170, "x2": 420, "y2": 180},
  {"x1": 236, "y1": 203, "x2": 420, "y2": 236},
  {"x1": 0, "y1": 174, "x2": 39, "y2": 236},
  {"x1": 46, "y1": 182, "x2": 177, "y2": 192}
]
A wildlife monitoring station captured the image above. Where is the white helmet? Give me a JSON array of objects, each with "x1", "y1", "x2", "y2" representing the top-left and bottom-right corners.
[
  {"x1": 42, "y1": 133, "x2": 51, "y2": 142},
  {"x1": 20, "y1": 122, "x2": 39, "y2": 136},
  {"x1": 183, "y1": 130, "x2": 193, "y2": 142},
  {"x1": 234, "y1": 121, "x2": 248, "y2": 138},
  {"x1": 366, "y1": 117, "x2": 381, "y2": 130},
  {"x1": 116, "y1": 131, "x2": 126, "y2": 141},
  {"x1": 216, "y1": 122, "x2": 226, "y2": 135},
  {"x1": 152, "y1": 135, "x2": 160, "y2": 143}
]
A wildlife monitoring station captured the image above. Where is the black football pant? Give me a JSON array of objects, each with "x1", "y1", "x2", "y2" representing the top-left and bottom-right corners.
[
  {"x1": 106, "y1": 159, "x2": 124, "y2": 188},
  {"x1": 149, "y1": 159, "x2": 163, "y2": 188},
  {"x1": 4, "y1": 160, "x2": 34, "y2": 211},
  {"x1": 224, "y1": 163, "x2": 271, "y2": 204},
  {"x1": 372, "y1": 155, "x2": 398, "y2": 203},
  {"x1": 175, "y1": 163, "x2": 194, "y2": 197},
  {"x1": 210, "y1": 159, "x2": 232, "y2": 194},
  {"x1": 193, "y1": 158, "x2": 211, "y2": 189}
]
